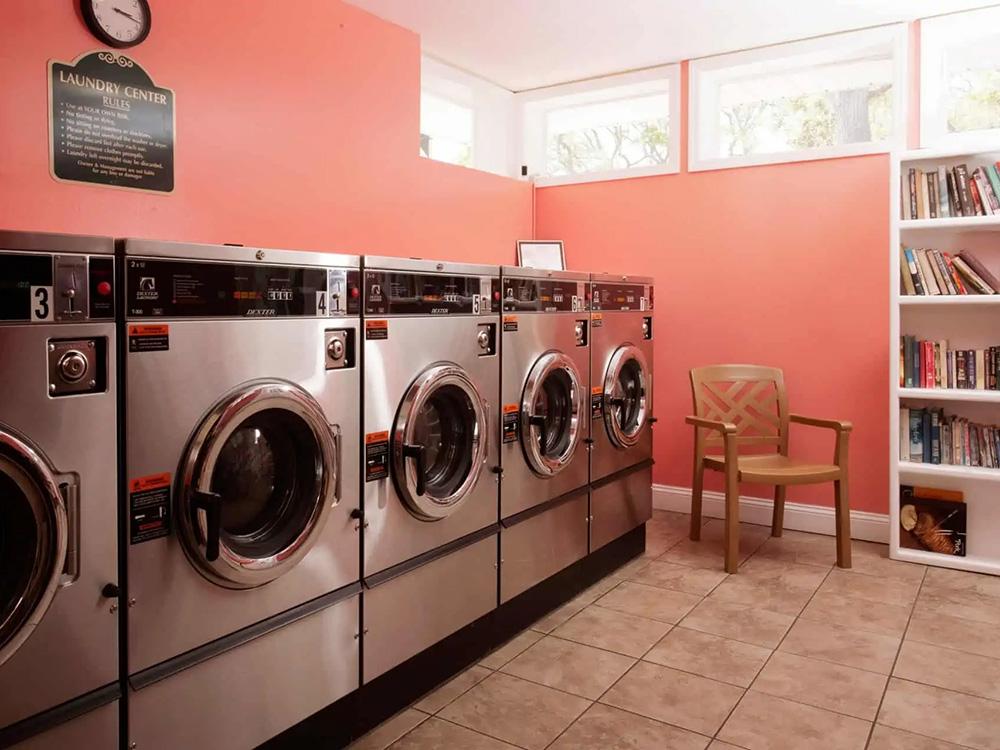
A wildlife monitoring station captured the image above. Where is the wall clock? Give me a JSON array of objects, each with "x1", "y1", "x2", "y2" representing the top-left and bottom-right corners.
[{"x1": 81, "y1": 0, "x2": 151, "y2": 49}]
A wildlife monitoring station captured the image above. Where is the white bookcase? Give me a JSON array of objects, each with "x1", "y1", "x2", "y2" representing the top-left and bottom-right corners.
[{"x1": 890, "y1": 144, "x2": 1000, "y2": 576}]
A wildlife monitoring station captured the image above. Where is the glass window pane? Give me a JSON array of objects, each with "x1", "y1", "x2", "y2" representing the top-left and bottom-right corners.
[{"x1": 420, "y1": 92, "x2": 473, "y2": 167}]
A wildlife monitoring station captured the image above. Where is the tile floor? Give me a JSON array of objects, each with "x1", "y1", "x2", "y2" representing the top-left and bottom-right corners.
[{"x1": 350, "y1": 511, "x2": 1000, "y2": 750}]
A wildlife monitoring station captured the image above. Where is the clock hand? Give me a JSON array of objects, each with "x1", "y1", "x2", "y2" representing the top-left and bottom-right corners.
[{"x1": 113, "y1": 6, "x2": 140, "y2": 23}]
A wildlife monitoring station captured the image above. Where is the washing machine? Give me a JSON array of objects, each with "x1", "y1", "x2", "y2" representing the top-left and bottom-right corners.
[
  {"x1": 497, "y1": 267, "x2": 591, "y2": 603},
  {"x1": 121, "y1": 239, "x2": 362, "y2": 750},
  {"x1": 0, "y1": 231, "x2": 119, "y2": 749},
  {"x1": 361, "y1": 256, "x2": 500, "y2": 682},
  {"x1": 589, "y1": 273, "x2": 655, "y2": 551}
]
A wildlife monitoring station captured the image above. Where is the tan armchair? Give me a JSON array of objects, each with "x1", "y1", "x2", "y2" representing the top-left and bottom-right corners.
[{"x1": 687, "y1": 365, "x2": 852, "y2": 573}]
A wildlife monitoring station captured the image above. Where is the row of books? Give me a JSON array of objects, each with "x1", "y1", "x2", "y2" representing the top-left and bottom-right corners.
[
  {"x1": 899, "y1": 485, "x2": 966, "y2": 557},
  {"x1": 899, "y1": 337, "x2": 1000, "y2": 390},
  {"x1": 901, "y1": 162, "x2": 1000, "y2": 220},
  {"x1": 900, "y1": 407, "x2": 1000, "y2": 469},
  {"x1": 900, "y1": 247, "x2": 999, "y2": 295}
]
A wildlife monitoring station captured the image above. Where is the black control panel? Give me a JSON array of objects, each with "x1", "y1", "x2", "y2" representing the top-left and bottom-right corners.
[
  {"x1": 364, "y1": 271, "x2": 499, "y2": 316},
  {"x1": 125, "y1": 258, "x2": 361, "y2": 318},
  {"x1": 501, "y1": 277, "x2": 587, "y2": 313},
  {"x1": 591, "y1": 282, "x2": 653, "y2": 312},
  {"x1": 0, "y1": 252, "x2": 115, "y2": 322}
]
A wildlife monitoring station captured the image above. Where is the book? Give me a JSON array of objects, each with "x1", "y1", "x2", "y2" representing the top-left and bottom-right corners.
[
  {"x1": 917, "y1": 250, "x2": 941, "y2": 295},
  {"x1": 938, "y1": 166, "x2": 951, "y2": 218},
  {"x1": 955, "y1": 164, "x2": 974, "y2": 217},
  {"x1": 909, "y1": 408, "x2": 925, "y2": 462},
  {"x1": 900, "y1": 407, "x2": 910, "y2": 460},
  {"x1": 908, "y1": 168, "x2": 918, "y2": 219},
  {"x1": 918, "y1": 168, "x2": 930, "y2": 219},
  {"x1": 899, "y1": 485, "x2": 967, "y2": 557},
  {"x1": 952, "y1": 256, "x2": 996, "y2": 294},
  {"x1": 932, "y1": 250, "x2": 957, "y2": 295},
  {"x1": 958, "y1": 250, "x2": 1000, "y2": 292},
  {"x1": 903, "y1": 248, "x2": 925, "y2": 295},
  {"x1": 901, "y1": 407, "x2": 1000, "y2": 468},
  {"x1": 947, "y1": 169, "x2": 961, "y2": 216},
  {"x1": 987, "y1": 165, "x2": 1000, "y2": 212},
  {"x1": 972, "y1": 167, "x2": 999, "y2": 215},
  {"x1": 944, "y1": 253, "x2": 969, "y2": 294},
  {"x1": 927, "y1": 172, "x2": 939, "y2": 218},
  {"x1": 969, "y1": 174, "x2": 986, "y2": 215}
]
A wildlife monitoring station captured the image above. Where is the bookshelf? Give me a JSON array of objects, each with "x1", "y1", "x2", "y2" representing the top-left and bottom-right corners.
[{"x1": 891, "y1": 144, "x2": 1000, "y2": 577}]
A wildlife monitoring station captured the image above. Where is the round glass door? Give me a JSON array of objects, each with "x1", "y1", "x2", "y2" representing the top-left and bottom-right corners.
[
  {"x1": 392, "y1": 364, "x2": 488, "y2": 520},
  {"x1": 603, "y1": 345, "x2": 650, "y2": 449},
  {"x1": 178, "y1": 380, "x2": 339, "y2": 590},
  {"x1": 0, "y1": 430, "x2": 67, "y2": 667},
  {"x1": 520, "y1": 352, "x2": 585, "y2": 477}
]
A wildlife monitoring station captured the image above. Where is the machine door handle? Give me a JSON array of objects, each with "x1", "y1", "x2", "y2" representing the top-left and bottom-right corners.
[
  {"x1": 402, "y1": 444, "x2": 426, "y2": 497},
  {"x1": 529, "y1": 414, "x2": 548, "y2": 455},
  {"x1": 193, "y1": 490, "x2": 222, "y2": 562}
]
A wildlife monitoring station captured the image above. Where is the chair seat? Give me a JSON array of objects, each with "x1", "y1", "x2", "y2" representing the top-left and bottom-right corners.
[{"x1": 703, "y1": 453, "x2": 843, "y2": 485}]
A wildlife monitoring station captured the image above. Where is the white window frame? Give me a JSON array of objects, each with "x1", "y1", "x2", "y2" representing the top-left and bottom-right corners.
[
  {"x1": 689, "y1": 25, "x2": 908, "y2": 172},
  {"x1": 517, "y1": 65, "x2": 681, "y2": 187},
  {"x1": 920, "y1": 6, "x2": 1000, "y2": 150}
]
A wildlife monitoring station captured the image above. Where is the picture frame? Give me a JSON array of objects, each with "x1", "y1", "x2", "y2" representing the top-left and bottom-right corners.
[{"x1": 517, "y1": 240, "x2": 565, "y2": 271}]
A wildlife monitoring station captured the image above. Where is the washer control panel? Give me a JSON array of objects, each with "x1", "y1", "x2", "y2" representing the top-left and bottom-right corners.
[{"x1": 0, "y1": 251, "x2": 114, "y2": 323}]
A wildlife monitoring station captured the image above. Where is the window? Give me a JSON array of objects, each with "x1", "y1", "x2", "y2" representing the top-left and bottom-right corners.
[
  {"x1": 420, "y1": 56, "x2": 516, "y2": 177},
  {"x1": 520, "y1": 66, "x2": 680, "y2": 186},
  {"x1": 690, "y1": 26, "x2": 907, "y2": 170},
  {"x1": 921, "y1": 6, "x2": 1000, "y2": 148}
]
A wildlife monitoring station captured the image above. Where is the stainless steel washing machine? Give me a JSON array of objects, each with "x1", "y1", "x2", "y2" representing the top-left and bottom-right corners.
[
  {"x1": 589, "y1": 273, "x2": 655, "y2": 551},
  {"x1": 121, "y1": 239, "x2": 362, "y2": 750},
  {"x1": 0, "y1": 231, "x2": 119, "y2": 749},
  {"x1": 361, "y1": 256, "x2": 500, "y2": 682},
  {"x1": 498, "y1": 267, "x2": 591, "y2": 603}
]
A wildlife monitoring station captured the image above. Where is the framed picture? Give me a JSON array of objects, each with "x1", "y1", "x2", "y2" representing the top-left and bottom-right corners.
[{"x1": 517, "y1": 240, "x2": 565, "y2": 271}]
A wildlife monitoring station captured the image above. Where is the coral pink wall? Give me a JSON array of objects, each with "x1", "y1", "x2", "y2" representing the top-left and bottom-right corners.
[
  {"x1": 538, "y1": 69, "x2": 890, "y2": 513},
  {"x1": 0, "y1": 0, "x2": 531, "y2": 262}
]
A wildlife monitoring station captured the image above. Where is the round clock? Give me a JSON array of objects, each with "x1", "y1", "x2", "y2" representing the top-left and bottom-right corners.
[{"x1": 81, "y1": 0, "x2": 151, "y2": 49}]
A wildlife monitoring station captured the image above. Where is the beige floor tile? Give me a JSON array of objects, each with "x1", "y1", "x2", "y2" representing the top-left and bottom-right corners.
[
  {"x1": 709, "y1": 559, "x2": 826, "y2": 616},
  {"x1": 799, "y1": 591, "x2": 911, "y2": 638},
  {"x1": 414, "y1": 665, "x2": 492, "y2": 714},
  {"x1": 719, "y1": 691, "x2": 871, "y2": 750},
  {"x1": 500, "y1": 635, "x2": 635, "y2": 700},
  {"x1": 547, "y1": 703, "x2": 709, "y2": 750},
  {"x1": 915, "y1": 586, "x2": 1000, "y2": 626},
  {"x1": 630, "y1": 559, "x2": 728, "y2": 596},
  {"x1": 817, "y1": 568, "x2": 920, "y2": 608},
  {"x1": 894, "y1": 640, "x2": 1000, "y2": 702},
  {"x1": 848, "y1": 542, "x2": 926, "y2": 582},
  {"x1": 601, "y1": 661, "x2": 743, "y2": 736},
  {"x1": 707, "y1": 743, "x2": 746, "y2": 750},
  {"x1": 439, "y1": 672, "x2": 589, "y2": 750},
  {"x1": 924, "y1": 567, "x2": 1000, "y2": 599},
  {"x1": 644, "y1": 626, "x2": 771, "y2": 688},
  {"x1": 349, "y1": 709, "x2": 429, "y2": 750},
  {"x1": 659, "y1": 520, "x2": 770, "y2": 570},
  {"x1": 480, "y1": 630, "x2": 543, "y2": 669},
  {"x1": 644, "y1": 527, "x2": 686, "y2": 558},
  {"x1": 907, "y1": 611, "x2": 1000, "y2": 661},
  {"x1": 868, "y1": 724, "x2": 972, "y2": 750},
  {"x1": 879, "y1": 678, "x2": 1000, "y2": 750},
  {"x1": 750, "y1": 651, "x2": 887, "y2": 720},
  {"x1": 388, "y1": 717, "x2": 519, "y2": 749},
  {"x1": 608, "y1": 555, "x2": 653, "y2": 581},
  {"x1": 680, "y1": 598, "x2": 794, "y2": 648},
  {"x1": 778, "y1": 618, "x2": 900, "y2": 674},
  {"x1": 752, "y1": 530, "x2": 840, "y2": 568},
  {"x1": 652, "y1": 509, "x2": 695, "y2": 528},
  {"x1": 532, "y1": 593, "x2": 595, "y2": 633},
  {"x1": 553, "y1": 604, "x2": 672, "y2": 657},
  {"x1": 595, "y1": 581, "x2": 702, "y2": 623}
]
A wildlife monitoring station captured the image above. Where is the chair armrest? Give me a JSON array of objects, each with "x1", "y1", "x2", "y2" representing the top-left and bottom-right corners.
[
  {"x1": 685, "y1": 416, "x2": 737, "y2": 435},
  {"x1": 789, "y1": 414, "x2": 853, "y2": 433}
]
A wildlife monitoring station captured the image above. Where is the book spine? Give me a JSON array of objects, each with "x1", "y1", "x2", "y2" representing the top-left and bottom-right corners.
[
  {"x1": 922, "y1": 410, "x2": 932, "y2": 463},
  {"x1": 932, "y1": 250, "x2": 957, "y2": 295},
  {"x1": 957, "y1": 250, "x2": 1000, "y2": 293},
  {"x1": 918, "y1": 169, "x2": 930, "y2": 219},
  {"x1": 944, "y1": 254, "x2": 968, "y2": 295},
  {"x1": 938, "y1": 165, "x2": 951, "y2": 218},
  {"x1": 931, "y1": 409, "x2": 941, "y2": 464},
  {"x1": 928, "y1": 172, "x2": 939, "y2": 218},
  {"x1": 910, "y1": 409, "x2": 924, "y2": 462},
  {"x1": 908, "y1": 168, "x2": 918, "y2": 219},
  {"x1": 977, "y1": 349, "x2": 986, "y2": 390},
  {"x1": 969, "y1": 174, "x2": 986, "y2": 216},
  {"x1": 990, "y1": 165, "x2": 1000, "y2": 211},
  {"x1": 947, "y1": 349, "x2": 954, "y2": 389},
  {"x1": 947, "y1": 169, "x2": 961, "y2": 216},
  {"x1": 917, "y1": 250, "x2": 941, "y2": 295},
  {"x1": 904, "y1": 248, "x2": 926, "y2": 295},
  {"x1": 903, "y1": 335, "x2": 914, "y2": 387},
  {"x1": 955, "y1": 164, "x2": 974, "y2": 216},
  {"x1": 973, "y1": 168, "x2": 998, "y2": 215},
  {"x1": 923, "y1": 340, "x2": 935, "y2": 388},
  {"x1": 957, "y1": 350, "x2": 967, "y2": 389},
  {"x1": 953, "y1": 256, "x2": 996, "y2": 295}
]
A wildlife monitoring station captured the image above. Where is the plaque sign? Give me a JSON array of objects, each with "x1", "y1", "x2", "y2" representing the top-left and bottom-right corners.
[{"x1": 49, "y1": 51, "x2": 174, "y2": 193}]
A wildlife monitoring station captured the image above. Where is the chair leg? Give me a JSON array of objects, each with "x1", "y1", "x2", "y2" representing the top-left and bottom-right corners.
[
  {"x1": 690, "y1": 463, "x2": 704, "y2": 541},
  {"x1": 834, "y1": 479, "x2": 852, "y2": 568},
  {"x1": 771, "y1": 485, "x2": 786, "y2": 537},
  {"x1": 724, "y1": 468, "x2": 740, "y2": 574}
]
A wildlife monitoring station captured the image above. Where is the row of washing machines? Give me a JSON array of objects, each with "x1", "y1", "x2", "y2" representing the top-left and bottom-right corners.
[{"x1": 0, "y1": 232, "x2": 654, "y2": 750}]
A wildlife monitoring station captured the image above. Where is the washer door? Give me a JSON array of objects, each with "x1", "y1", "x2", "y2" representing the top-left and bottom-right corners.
[
  {"x1": 603, "y1": 345, "x2": 651, "y2": 449},
  {"x1": 0, "y1": 430, "x2": 68, "y2": 667},
  {"x1": 178, "y1": 380, "x2": 339, "y2": 590},
  {"x1": 520, "y1": 352, "x2": 585, "y2": 477},
  {"x1": 392, "y1": 364, "x2": 488, "y2": 520}
]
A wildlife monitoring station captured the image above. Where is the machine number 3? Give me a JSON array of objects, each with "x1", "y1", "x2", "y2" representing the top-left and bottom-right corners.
[{"x1": 30, "y1": 286, "x2": 53, "y2": 322}]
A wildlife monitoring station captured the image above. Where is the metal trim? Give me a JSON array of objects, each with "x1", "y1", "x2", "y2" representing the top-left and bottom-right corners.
[
  {"x1": 363, "y1": 524, "x2": 499, "y2": 589},
  {"x1": 362, "y1": 255, "x2": 499, "y2": 277},
  {"x1": 500, "y1": 266, "x2": 589, "y2": 282},
  {"x1": 0, "y1": 230, "x2": 114, "y2": 255},
  {"x1": 520, "y1": 352, "x2": 585, "y2": 477},
  {"x1": 128, "y1": 582, "x2": 362, "y2": 692},
  {"x1": 0, "y1": 682, "x2": 119, "y2": 749},
  {"x1": 176, "y1": 379, "x2": 339, "y2": 589},
  {"x1": 500, "y1": 484, "x2": 589, "y2": 529},
  {"x1": 589, "y1": 272, "x2": 654, "y2": 285},
  {"x1": 590, "y1": 458, "x2": 655, "y2": 491},
  {"x1": 121, "y1": 239, "x2": 360, "y2": 269},
  {"x1": 602, "y1": 345, "x2": 651, "y2": 449}
]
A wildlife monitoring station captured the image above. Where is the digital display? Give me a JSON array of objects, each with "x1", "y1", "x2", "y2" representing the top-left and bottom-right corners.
[
  {"x1": 501, "y1": 278, "x2": 585, "y2": 312},
  {"x1": 364, "y1": 271, "x2": 497, "y2": 316}
]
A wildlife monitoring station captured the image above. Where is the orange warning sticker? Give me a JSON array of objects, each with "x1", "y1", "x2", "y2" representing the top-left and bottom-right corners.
[
  {"x1": 503, "y1": 403, "x2": 519, "y2": 414},
  {"x1": 365, "y1": 431, "x2": 390, "y2": 481},
  {"x1": 365, "y1": 319, "x2": 388, "y2": 340},
  {"x1": 365, "y1": 430, "x2": 389, "y2": 444},
  {"x1": 129, "y1": 472, "x2": 171, "y2": 493},
  {"x1": 502, "y1": 315, "x2": 518, "y2": 332},
  {"x1": 129, "y1": 472, "x2": 171, "y2": 544},
  {"x1": 591, "y1": 312, "x2": 603, "y2": 328},
  {"x1": 128, "y1": 324, "x2": 169, "y2": 352}
]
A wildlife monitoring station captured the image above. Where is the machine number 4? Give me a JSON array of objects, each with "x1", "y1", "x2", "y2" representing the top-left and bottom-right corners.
[
  {"x1": 30, "y1": 286, "x2": 53, "y2": 322},
  {"x1": 316, "y1": 291, "x2": 328, "y2": 316}
]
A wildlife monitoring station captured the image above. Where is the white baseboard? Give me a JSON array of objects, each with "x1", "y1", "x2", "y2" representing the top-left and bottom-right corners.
[{"x1": 652, "y1": 484, "x2": 889, "y2": 544}]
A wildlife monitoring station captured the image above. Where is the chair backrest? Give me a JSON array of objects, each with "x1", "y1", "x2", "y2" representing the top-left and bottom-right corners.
[{"x1": 689, "y1": 365, "x2": 789, "y2": 455}]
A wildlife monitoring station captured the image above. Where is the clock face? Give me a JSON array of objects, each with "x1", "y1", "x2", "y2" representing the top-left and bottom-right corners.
[{"x1": 83, "y1": 0, "x2": 151, "y2": 48}]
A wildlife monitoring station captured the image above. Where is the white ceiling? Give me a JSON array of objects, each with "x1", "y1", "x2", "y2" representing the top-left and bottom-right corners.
[{"x1": 347, "y1": 0, "x2": 989, "y2": 91}]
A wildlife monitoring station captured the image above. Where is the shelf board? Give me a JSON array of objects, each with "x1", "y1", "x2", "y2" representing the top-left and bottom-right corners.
[
  {"x1": 898, "y1": 145, "x2": 1000, "y2": 162},
  {"x1": 899, "y1": 294, "x2": 1000, "y2": 305},
  {"x1": 900, "y1": 216, "x2": 1000, "y2": 231},
  {"x1": 890, "y1": 547, "x2": 1000, "y2": 576},
  {"x1": 898, "y1": 387, "x2": 1000, "y2": 403},
  {"x1": 898, "y1": 462, "x2": 1000, "y2": 482}
]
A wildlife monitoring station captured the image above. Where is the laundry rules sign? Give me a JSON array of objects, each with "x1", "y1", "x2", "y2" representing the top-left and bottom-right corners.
[{"x1": 49, "y1": 51, "x2": 174, "y2": 192}]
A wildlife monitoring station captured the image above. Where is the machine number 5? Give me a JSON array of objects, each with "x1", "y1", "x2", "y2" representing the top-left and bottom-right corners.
[{"x1": 30, "y1": 286, "x2": 53, "y2": 322}]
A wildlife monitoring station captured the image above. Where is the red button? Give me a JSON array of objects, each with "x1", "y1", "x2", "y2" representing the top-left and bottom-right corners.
[
  {"x1": 97, "y1": 281, "x2": 112, "y2": 296},
  {"x1": 350, "y1": 287, "x2": 360, "y2": 298},
  {"x1": 493, "y1": 291, "x2": 501, "y2": 301}
]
